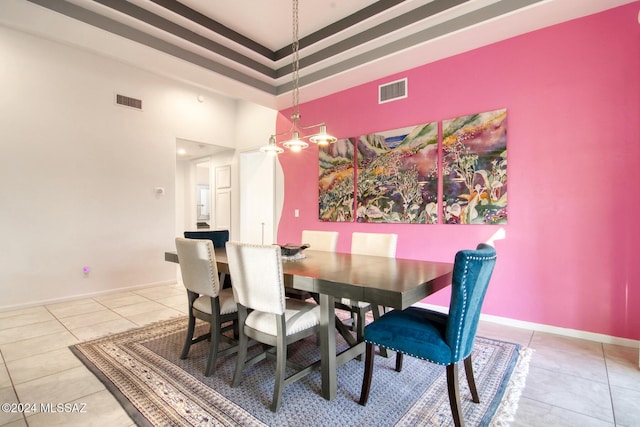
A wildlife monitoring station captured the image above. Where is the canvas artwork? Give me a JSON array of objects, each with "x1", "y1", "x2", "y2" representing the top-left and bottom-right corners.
[
  {"x1": 442, "y1": 109, "x2": 507, "y2": 224},
  {"x1": 318, "y1": 138, "x2": 356, "y2": 222},
  {"x1": 356, "y1": 123, "x2": 438, "y2": 223}
]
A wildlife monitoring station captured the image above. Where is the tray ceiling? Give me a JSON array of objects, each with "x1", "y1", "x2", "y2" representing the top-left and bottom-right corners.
[{"x1": 10, "y1": 0, "x2": 636, "y2": 109}]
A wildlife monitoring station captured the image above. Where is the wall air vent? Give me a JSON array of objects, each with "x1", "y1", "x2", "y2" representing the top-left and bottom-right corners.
[
  {"x1": 378, "y1": 78, "x2": 407, "y2": 104},
  {"x1": 115, "y1": 93, "x2": 142, "y2": 110}
]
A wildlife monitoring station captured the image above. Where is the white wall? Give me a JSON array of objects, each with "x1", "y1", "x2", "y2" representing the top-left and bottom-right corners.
[
  {"x1": 0, "y1": 25, "x2": 276, "y2": 309},
  {"x1": 175, "y1": 160, "x2": 188, "y2": 235},
  {"x1": 233, "y1": 101, "x2": 282, "y2": 241}
]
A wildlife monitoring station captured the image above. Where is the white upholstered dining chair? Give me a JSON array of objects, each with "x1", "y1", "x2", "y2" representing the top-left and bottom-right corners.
[
  {"x1": 351, "y1": 231, "x2": 398, "y2": 257},
  {"x1": 286, "y1": 230, "x2": 339, "y2": 300},
  {"x1": 175, "y1": 237, "x2": 238, "y2": 376},
  {"x1": 337, "y1": 232, "x2": 398, "y2": 350},
  {"x1": 301, "y1": 230, "x2": 339, "y2": 252},
  {"x1": 225, "y1": 242, "x2": 321, "y2": 412}
]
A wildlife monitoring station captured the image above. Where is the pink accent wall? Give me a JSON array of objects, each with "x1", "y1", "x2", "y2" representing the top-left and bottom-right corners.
[{"x1": 276, "y1": 3, "x2": 640, "y2": 340}]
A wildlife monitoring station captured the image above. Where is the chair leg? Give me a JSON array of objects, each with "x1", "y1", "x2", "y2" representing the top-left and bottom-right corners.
[
  {"x1": 370, "y1": 305, "x2": 388, "y2": 358},
  {"x1": 233, "y1": 319, "x2": 239, "y2": 340},
  {"x1": 180, "y1": 311, "x2": 196, "y2": 359},
  {"x1": 395, "y1": 352, "x2": 404, "y2": 372},
  {"x1": 270, "y1": 334, "x2": 287, "y2": 412},
  {"x1": 464, "y1": 355, "x2": 480, "y2": 403},
  {"x1": 371, "y1": 304, "x2": 380, "y2": 321},
  {"x1": 358, "y1": 342, "x2": 375, "y2": 406},
  {"x1": 232, "y1": 313, "x2": 248, "y2": 388},
  {"x1": 446, "y1": 363, "x2": 465, "y2": 427},
  {"x1": 356, "y1": 307, "x2": 366, "y2": 339},
  {"x1": 204, "y1": 318, "x2": 221, "y2": 376},
  {"x1": 355, "y1": 306, "x2": 366, "y2": 361}
]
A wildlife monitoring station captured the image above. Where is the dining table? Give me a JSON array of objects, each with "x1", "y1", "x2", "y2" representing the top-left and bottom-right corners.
[{"x1": 165, "y1": 247, "x2": 454, "y2": 401}]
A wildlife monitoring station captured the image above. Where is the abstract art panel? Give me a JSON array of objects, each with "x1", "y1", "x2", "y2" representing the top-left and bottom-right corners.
[
  {"x1": 319, "y1": 138, "x2": 355, "y2": 222},
  {"x1": 442, "y1": 109, "x2": 507, "y2": 224},
  {"x1": 356, "y1": 123, "x2": 438, "y2": 223}
]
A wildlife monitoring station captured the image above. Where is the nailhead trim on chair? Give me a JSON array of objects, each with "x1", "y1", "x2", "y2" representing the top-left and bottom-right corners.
[
  {"x1": 453, "y1": 258, "x2": 469, "y2": 361},
  {"x1": 453, "y1": 253, "x2": 496, "y2": 360},
  {"x1": 205, "y1": 242, "x2": 220, "y2": 297},
  {"x1": 363, "y1": 339, "x2": 449, "y2": 366},
  {"x1": 232, "y1": 242, "x2": 286, "y2": 311}
]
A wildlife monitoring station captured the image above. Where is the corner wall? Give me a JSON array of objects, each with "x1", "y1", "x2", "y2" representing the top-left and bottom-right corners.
[
  {"x1": 276, "y1": 3, "x2": 640, "y2": 340},
  {"x1": 0, "y1": 25, "x2": 238, "y2": 308}
]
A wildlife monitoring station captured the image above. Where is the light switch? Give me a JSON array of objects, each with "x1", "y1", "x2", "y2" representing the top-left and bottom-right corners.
[{"x1": 294, "y1": 209, "x2": 299, "y2": 217}]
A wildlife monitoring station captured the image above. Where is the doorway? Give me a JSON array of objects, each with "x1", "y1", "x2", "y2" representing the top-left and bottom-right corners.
[
  {"x1": 195, "y1": 160, "x2": 211, "y2": 229},
  {"x1": 175, "y1": 138, "x2": 234, "y2": 236}
]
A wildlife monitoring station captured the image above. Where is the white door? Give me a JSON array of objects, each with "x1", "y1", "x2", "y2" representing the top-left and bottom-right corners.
[
  {"x1": 239, "y1": 151, "x2": 276, "y2": 244},
  {"x1": 214, "y1": 165, "x2": 232, "y2": 230}
]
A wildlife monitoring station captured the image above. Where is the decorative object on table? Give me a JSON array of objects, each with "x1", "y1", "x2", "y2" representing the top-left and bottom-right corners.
[
  {"x1": 442, "y1": 108, "x2": 507, "y2": 224},
  {"x1": 356, "y1": 122, "x2": 439, "y2": 223},
  {"x1": 279, "y1": 243, "x2": 310, "y2": 259},
  {"x1": 260, "y1": 0, "x2": 336, "y2": 155},
  {"x1": 70, "y1": 315, "x2": 531, "y2": 426},
  {"x1": 359, "y1": 243, "x2": 497, "y2": 427},
  {"x1": 319, "y1": 138, "x2": 356, "y2": 222}
]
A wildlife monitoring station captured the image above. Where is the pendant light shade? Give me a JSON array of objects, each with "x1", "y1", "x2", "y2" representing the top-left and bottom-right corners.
[
  {"x1": 282, "y1": 131, "x2": 309, "y2": 152},
  {"x1": 308, "y1": 124, "x2": 338, "y2": 145},
  {"x1": 260, "y1": 135, "x2": 285, "y2": 155}
]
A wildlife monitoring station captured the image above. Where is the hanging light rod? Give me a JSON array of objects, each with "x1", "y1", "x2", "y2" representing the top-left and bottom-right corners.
[{"x1": 261, "y1": 0, "x2": 336, "y2": 155}]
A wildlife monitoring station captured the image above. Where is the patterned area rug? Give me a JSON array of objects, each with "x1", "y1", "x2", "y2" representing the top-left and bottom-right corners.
[{"x1": 70, "y1": 317, "x2": 532, "y2": 427}]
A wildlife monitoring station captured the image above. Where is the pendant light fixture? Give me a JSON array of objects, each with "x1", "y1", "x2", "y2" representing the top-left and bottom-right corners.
[{"x1": 261, "y1": 0, "x2": 337, "y2": 155}]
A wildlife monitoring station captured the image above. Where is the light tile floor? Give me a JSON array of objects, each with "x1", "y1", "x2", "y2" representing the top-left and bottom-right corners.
[{"x1": 0, "y1": 283, "x2": 638, "y2": 426}]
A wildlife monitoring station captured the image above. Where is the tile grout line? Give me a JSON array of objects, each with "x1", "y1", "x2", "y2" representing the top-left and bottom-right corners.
[
  {"x1": 517, "y1": 395, "x2": 617, "y2": 425},
  {"x1": 0, "y1": 289, "x2": 181, "y2": 426},
  {"x1": 44, "y1": 297, "x2": 146, "y2": 342},
  {"x1": 9, "y1": 304, "x2": 127, "y2": 425},
  {"x1": 42, "y1": 304, "x2": 86, "y2": 343},
  {"x1": 518, "y1": 332, "x2": 618, "y2": 425},
  {"x1": 602, "y1": 342, "x2": 619, "y2": 426},
  {"x1": 525, "y1": 351, "x2": 612, "y2": 385},
  {"x1": 0, "y1": 319, "x2": 68, "y2": 349},
  {"x1": 0, "y1": 348, "x2": 28, "y2": 427}
]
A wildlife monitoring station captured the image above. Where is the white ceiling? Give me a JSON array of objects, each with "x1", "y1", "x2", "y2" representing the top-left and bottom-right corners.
[
  {"x1": 180, "y1": 0, "x2": 384, "y2": 50},
  {"x1": 2, "y1": 0, "x2": 637, "y2": 110},
  {"x1": 176, "y1": 138, "x2": 234, "y2": 161}
]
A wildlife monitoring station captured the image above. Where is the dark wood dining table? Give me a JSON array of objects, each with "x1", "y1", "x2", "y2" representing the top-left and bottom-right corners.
[{"x1": 165, "y1": 248, "x2": 454, "y2": 400}]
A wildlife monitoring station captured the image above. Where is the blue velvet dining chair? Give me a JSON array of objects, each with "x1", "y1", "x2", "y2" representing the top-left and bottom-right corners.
[
  {"x1": 184, "y1": 230, "x2": 229, "y2": 248},
  {"x1": 359, "y1": 243, "x2": 497, "y2": 427}
]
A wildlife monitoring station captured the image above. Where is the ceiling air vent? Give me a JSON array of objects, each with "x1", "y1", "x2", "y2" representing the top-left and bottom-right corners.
[
  {"x1": 378, "y1": 78, "x2": 407, "y2": 104},
  {"x1": 115, "y1": 93, "x2": 142, "y2": 110}
]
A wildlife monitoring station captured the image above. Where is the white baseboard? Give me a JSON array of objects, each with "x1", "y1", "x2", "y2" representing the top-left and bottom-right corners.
[
  {"x1": 0, "y1": 280, "x2": 178, "y2": 313},
  {"x1": 414, "y1": 302, "x2": 640, "y2": 349}
]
